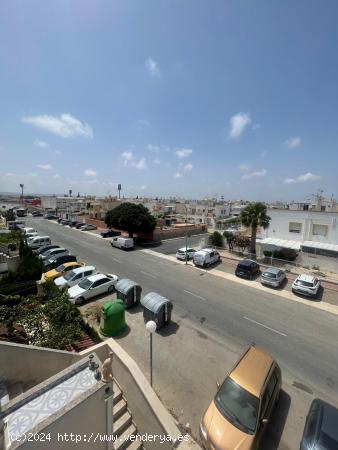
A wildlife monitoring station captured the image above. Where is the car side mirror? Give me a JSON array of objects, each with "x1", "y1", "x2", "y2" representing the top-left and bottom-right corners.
[
  {"x1": 261, "y1": 418, "x2": 268, "y2": 425},
  {"x1": 216, "y1": 380, "x2": 220, "y2": 389}
]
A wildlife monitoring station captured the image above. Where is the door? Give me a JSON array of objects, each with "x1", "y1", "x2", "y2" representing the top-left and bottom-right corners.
[{"x1": 71, "y1": 273, "x2": 83, "y2": 286}]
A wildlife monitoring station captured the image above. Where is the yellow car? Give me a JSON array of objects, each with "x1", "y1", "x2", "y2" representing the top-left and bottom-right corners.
[{"x1": 43, "y1": 261, "x2": 84, "y2": 282}]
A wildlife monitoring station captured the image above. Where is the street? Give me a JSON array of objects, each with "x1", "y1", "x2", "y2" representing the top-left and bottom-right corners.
[{"x1": 29, "y1": 218, "x2": 338, "y2": 449}]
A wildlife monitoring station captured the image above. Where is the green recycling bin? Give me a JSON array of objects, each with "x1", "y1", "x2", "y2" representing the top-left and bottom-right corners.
[{"x1": 100, "y1": 299, "x2": 126, "y2": 336}]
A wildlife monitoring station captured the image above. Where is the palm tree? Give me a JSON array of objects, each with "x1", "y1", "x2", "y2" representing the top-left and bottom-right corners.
[{"x1": 239, "y1": 202, "x2": 271, "y2": 255}]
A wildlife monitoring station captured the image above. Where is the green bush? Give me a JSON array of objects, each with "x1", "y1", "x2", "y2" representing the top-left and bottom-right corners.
[{"x1": 208, "y1": 231, "x2": 224, "y2": 247}]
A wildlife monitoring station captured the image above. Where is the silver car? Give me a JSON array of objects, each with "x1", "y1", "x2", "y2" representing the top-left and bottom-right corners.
[{"x1": 261, "y1": 267, "x2": 286, "y2": 287}]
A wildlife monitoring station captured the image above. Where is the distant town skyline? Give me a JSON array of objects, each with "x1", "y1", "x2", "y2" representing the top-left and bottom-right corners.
[{"x1": 1, "y1": 1, "x2": 338, "y2": 200}]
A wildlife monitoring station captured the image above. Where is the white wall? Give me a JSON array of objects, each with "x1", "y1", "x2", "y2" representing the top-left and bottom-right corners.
[{"x1": 261, "y1": 210, "x2": 338, "y2": 244}]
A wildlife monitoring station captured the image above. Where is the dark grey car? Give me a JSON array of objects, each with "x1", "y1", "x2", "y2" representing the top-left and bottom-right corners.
[{"x1": 300, "y1": 399, "x2": 338, "y2": 450}]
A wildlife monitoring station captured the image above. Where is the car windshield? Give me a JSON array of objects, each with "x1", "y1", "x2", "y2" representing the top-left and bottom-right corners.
[
  {"x1": 56, "y1": 264, "x2": 66, "y2": 273},
  {"x1": 263, "y1": 272, "x2": 276, "y2": 279},
  {"x1": 297, "y1": 280, "x2": 314, "y2": 287},
  {"x1": 64, "y1": 270, "x2": 75, "y2": 280},
  {"x1": 177, "y1": 250, "x2": 185, "y2": 254},
  {"x1": 238, "y1": 264, "x2": 250, "y2": 271},
  {"x1": 214, "y1": 377, "x2": 259, "y2": 434},
  {"x1": 78, "y1": 279, "x2": 92, "y2": 290}
]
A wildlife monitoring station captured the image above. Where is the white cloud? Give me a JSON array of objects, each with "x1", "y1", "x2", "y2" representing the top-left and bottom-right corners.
[
  {"x1": 22, "y1": 113, "x2": 93, "y2": 139},
  {"x1": 84, "y1": 169, "x2": 97, "y2": 177},
  {"x1": 140, "y1": 185, "x2": 147, "y2": 190},
  {"x1": 146, "y1": 144, "x2": 160, "y2": 153},
  {"x1": 242, "y1": 169, "x2": 267, "y2": 179},
  {"x1": 133, "y1": 158, "x2": 146, "y2": 170},
  {"x1": 28, "y1": 173, "x2": 38, "y2": 177},
  {"x1": 285, "y1": 136, "x2": 302, "y2": 148},
  {"x1": 283, "y1": 178, "x2": 296, "y2": 184},
  {"x1": 121, "y1": 152, "x2": 146, "y2": 170},
  {"x1": 34, "y1": 139, "x2": 49, "y2": 148},
  {"x1": 175, "y1": 148, "x2": 193, "y2": 159},
  {"x1": 239, "y1": 164, "x2": 252, "y2": 172},
  {"x1": 37, "y1": 164, "x2": 52, "y2": 170},
  {"x1": 174, "y1": 162, "x2": 193, "y2": 178},
  {"x1": 283, "y1": 172, "x2": 321, "y2": 184},
  {"x1": 183, "y1": 163, "x2": 193, "y2": 172},
  {"x1": 229, "y1": 113, "x2": 251, "y2": 139},
  {"x1": 153, "y1": 158, "x2": 161, "y2": 165},
  {"x1": 5, "y1": 172, "x2": 14, "y2": 177},
  {"x1": 52, "y1": 174, "x2": 61, "y2": 179},
  {"x1": 175, "y1": 172, "x2": 183, "y2": 178},
  {"x1": 145, "y1": 58, "x2": 160, "y2": 77}
]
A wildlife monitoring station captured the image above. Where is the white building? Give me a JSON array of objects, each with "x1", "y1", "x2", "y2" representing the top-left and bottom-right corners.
[
  {"x1": 258, "y1": 209, "x2": 338, "y2": 257},
  {"x1": 40, "y1": 196, "x2": 88, "y2": 215}
]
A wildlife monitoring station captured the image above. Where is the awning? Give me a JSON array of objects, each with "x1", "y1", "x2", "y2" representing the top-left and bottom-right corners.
[
  {"x1": 258, "y1": 238, "x2": 301, "y2": 251},
  {"x1": 302, "y1": 241, "x2": 338, "y2": 252}
]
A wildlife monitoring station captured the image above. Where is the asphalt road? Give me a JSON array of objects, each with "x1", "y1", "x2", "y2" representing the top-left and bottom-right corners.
[{"x1": 29, "y1": 218, "x2": 338, "y2": 448}]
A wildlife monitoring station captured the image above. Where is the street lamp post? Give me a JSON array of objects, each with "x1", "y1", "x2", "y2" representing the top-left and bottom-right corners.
[{"x1": 145, "y1": 320, "x2": 157, "y2": 386}]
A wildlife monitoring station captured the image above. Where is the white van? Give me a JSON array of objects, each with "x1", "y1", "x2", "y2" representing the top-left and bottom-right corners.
[
  {"x1": 23, "y1": 227, "x2": 37, "y2": 235},
  {"x1": 111, "y1": 237, "x2": 134, "y2": 250},
  {"x1": 28, "y1": 236, "x2": 51, "y2": 249},
  {"x1": 55, "y1": 265, "x2": 96, "y2": 289},
  {"x1": 193, "y1": 248, "x2": 221, "y2": 268}
]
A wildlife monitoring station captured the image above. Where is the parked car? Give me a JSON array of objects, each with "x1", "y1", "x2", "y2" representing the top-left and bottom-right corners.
[
  {"x1": 68, "y1": 273, "x2": 118, "y2": 305},
  {"x1": 100, "y1": 229, "x2": 121, "y2": 238},
  {"x1": 35, "y1": 244, "x2": 60, "y2": 255},
  {"x1": 75, "y1": 222, "x2": 86, "y2": 229},
  {"x1": 176, "y1": 247, "x2": 196, "y2": 261},
  {"x1": 61, "y1": 219, "x2": 71, "y2": 225},
  {"x1": 111, "y1": 237, "x2": 134, "y2": 249},
  {"x1": 55, "y1": 265, "x2": 96, "y2": 289},
  {"x1": 193, "y1": 248, "x2": 220, "y2": 268},
  {"x1": 44, "y1": 254, "x2": 77, "y2": 271},
  {"x1": 40, "y1": 247, "x2": 68, "y2": 261},
  {"x1": 260, "y1": 267, "x2": 286, "y2": 288},
  {"x1": 43, "y1": 261, "x2": 84, "y2": 282},
  {"x1": 27, "y1": 236, "x2": 51, "y2": 249},
  {"x1": 44, "y1": 214, "x2": 58, "y2": 220},
  {"x1": 57, "y1": 217, "x2": 63, "y2": 223},
  {"x1": 300, "y1": 399, "x2": 338, "y2": 450},
  {"x1": 70, "y1": 220, "x2": 80, "y2": 227},
  {"x1": 25, "y1": 231, "x2": 38, "y2": 239},
  {"x1": 22, "y1": 227, "x2": 37, "y2": 235},
  {"x1": 80, "y1": 224, "x2": 97, "y2": 231},
  {"x1": 32, "y1": 211, "x2": 43, "y2": 217},
  {"x1": 292, "y1": 274, "x2": 321, "y2": 297},
  {"x1": 235, "y1": 259, "x2": 260, "y2": 279},
  {"x1": 200, "y1": 346, "x2": 281, "y2": 450}
]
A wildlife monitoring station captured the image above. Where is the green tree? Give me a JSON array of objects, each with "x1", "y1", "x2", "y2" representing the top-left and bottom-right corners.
[
  {"x1": 208, "y1": 231, "x2": 223, "y2": 247},
  {"x1": 105, "y1": 202, "x2": 156, "y2": 238},
  {"x1": 239, "y1": 202, "x2": 271, "y2": 254},
  {"x1": 4, "y1": 209, "x2": 16, "y2": 222},
  {"x1": 223, "y1": 231, "x2": 235, "y2": 250},
  {"x1": 233, "y1": 235, "x2": 251, "y2": 252}
]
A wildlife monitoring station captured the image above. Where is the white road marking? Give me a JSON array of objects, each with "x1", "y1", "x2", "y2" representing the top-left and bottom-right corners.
[
  {"x1": 184, "y1": 290, "x2": 207, "y2": 301},
  {"x1": 112, "y1": 258, "x2": 122, "y2": 264},
  {"x1": 243, "y1": 316, "x2": 288, "y2": 337},
  {"x1": 140, "y1": 271, "x2": 157, "y2": 279}
]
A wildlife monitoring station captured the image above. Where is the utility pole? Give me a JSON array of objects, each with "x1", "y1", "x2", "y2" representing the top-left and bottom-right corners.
[
  {"x1": 20, "y1": 184, "x2": 24, "y2": 205},
  {"x1": 118, "y1": 184, "x2": 121, "y2": 199}
]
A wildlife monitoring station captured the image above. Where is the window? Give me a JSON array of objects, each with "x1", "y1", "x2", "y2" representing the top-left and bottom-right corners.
[
  {"x1": 289, "y1": 222, "x2": 302, "y2": 233},
  {"x1": 312, "y1": 224, "x2": 328, "y2": 237}
]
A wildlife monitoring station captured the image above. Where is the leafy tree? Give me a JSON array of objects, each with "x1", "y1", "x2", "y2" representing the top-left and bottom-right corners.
[
  {"x1": 4, "y1": 209, "x2": 16, "y2": 222},
  {"x1": 208, "y1": 231, "x2": 223, "y2": 247},
  {"x1": 105, "y1": 202, "x2": 156, "y2": 238},
  {"x1": 223, "y1": 231, "x2": 235, "y2": 250},
  {"x1": 239, "y1": 202, "x2": 271, "y2": 254},
  {"x1": 233, "y1": 235, "x2": 251, "y2": 252}
]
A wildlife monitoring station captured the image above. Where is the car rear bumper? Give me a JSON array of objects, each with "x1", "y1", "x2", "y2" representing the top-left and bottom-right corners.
[
  {"x1": 292, "y1": 286, "x2": 317, "y2": 297},
  {"x1": 261, "y1": 279, "x2": 280, "y2": 287}
]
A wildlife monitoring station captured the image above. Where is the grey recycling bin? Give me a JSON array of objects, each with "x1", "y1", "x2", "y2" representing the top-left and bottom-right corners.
[
  {"x1": 141, "y1": 292, "x2": 173, "y2": 329},
  {"x1": 115, "y1": 278, "x2": 142, "y2": 309}
]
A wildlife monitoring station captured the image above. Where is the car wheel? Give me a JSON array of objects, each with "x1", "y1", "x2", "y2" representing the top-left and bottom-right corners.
[
  {"x1": 108, "y1": 285, "x2": 114, "y2": 293},
  {"x1": 76, "y1": 297, "x2": 85, "y2": 305}
]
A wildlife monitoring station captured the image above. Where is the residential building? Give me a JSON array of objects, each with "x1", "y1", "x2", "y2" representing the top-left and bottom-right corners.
[
  {"x1": 41, "y1": 196, "x2": 89, "y2": 216},
  {"x1": 258, "y1": 209, "x2": 338, "y2": 258}
]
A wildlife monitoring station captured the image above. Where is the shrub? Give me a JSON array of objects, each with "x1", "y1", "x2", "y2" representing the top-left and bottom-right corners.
[
  {"x1": 208, "y1": 231, "x2": 223, "y2": 247},
  {"x1": 233, "y1": 235, "x2": 251, "y2": 252}
]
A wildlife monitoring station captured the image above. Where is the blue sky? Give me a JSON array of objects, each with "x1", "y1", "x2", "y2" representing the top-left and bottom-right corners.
[{"x1": 1, "y1": 0, "x2": 338, "y2": 200}]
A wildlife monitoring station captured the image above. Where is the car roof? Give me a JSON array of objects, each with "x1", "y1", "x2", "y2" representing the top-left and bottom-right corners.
[
  {"x1": 49, "y1": 252, "x2": 69, "y2": 261},
  {"x1": 72, "y1": 265, "x2": 95, "y2": 274},
  {"x1": 263, "y1": 266, "x2": 281, "y2": 274},
  {"x1": 229, "y1": 346, "x2": 274, "y2": 397},
  {"x1": 309, "y1": 399, "x2": 338, "y2": 446},
  {"x1": 195, "y1": 248, "x2": 214, "y2": 255},
  {"x1": 86, "y1": 273, "x2": 108, "y2": 282},
  {"x1": 238, "y1": 259, "x2": 256, "y2": 266},
  {"x1": 62, "y1": 261, "x2": 79, "y2": 268},
  {"x1": 178, "y1": 247, "x2": 194, "y2": 251},
  {"x1": 297, "y1": 274, "x2": 316, "y2": 282}
]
